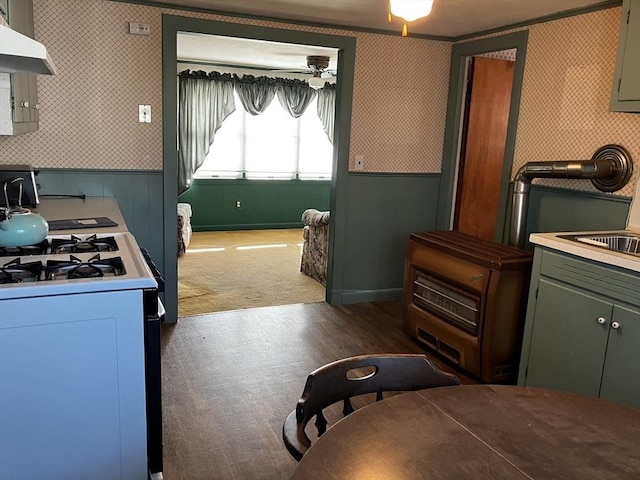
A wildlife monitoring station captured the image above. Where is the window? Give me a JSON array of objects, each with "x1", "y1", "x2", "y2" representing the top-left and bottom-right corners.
[{"x1": 195, "y1": 91, "x2": 333, "y2": 180}]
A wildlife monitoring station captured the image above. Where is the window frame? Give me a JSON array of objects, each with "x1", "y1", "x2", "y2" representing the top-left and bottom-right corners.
[{"x1": 194, "y1": 92, "x2": 333, "y2": 181}]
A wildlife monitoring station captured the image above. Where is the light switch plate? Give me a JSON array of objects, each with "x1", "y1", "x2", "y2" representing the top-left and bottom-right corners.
[
  {"x1": 128, "y1": 22, "x2": 150, "y2": 35},
  {"x1": 138, "y1": 104, "x2": 151, "y2": 123}
]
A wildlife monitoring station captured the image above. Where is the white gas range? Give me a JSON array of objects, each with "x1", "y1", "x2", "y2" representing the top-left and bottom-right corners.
[
  {"x1": 0, "y1": 198, "x2": 161, "y2": 480},
  {"x1": 0, "y1": 231, "x2": 157, "y2": 299}
]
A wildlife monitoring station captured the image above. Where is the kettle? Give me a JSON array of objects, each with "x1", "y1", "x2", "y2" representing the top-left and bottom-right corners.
[{"x1": 0, "y1": 178, "x2": 48, "y2": 247}]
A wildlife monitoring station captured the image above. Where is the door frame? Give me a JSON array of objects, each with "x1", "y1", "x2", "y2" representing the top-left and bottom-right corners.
[
  {"x1": 161, "y1": 15, "x2": 356, "y2": 323},
  {"x1": 436, "y1": 30, "x2": 529, "y2": 243}
]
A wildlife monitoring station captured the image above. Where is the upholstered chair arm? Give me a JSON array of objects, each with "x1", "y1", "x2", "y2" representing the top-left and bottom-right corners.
[{"x1": 301, "y1": 209, "x2": 330, "y2": 226}]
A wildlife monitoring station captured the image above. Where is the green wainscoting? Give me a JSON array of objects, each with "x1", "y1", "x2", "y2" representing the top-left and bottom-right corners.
[
  {"x1": 178, "y1": 178, "x2": 331, "y2": 231},
  {"x1": 35, "y1": 169, "x2": 165, "y2": 270},
  {"x1": 31, "y1": 169, "x2": 633, "y2": 323},
  {"x1": 502, "y1": 183, "x2": 632, "y2": 249},
  {"x1": 331, "y1": 173, "x2": 442, "y2": 304}
]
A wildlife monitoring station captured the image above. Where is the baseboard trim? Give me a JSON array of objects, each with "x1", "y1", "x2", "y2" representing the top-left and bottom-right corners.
[{"x1": 193, "y1": 223, "x2": 303, "y2": 231}]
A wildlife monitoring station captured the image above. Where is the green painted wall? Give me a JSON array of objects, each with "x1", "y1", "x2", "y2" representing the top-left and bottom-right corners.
[
  {"x1": 33, "y1": 169, "x2": 632, "y2": 321},
  {"x1": 36, "y1": 169, "x2": 165, "y2": 273},
  {"x1": 178, "y1": 179, "x2": 330, "y2": 230},
  {"x1": 502, "y1": 184, "x2": 631, "y2": 249},
  {"x1": 331, "y1": 173, "x2": 442, "y2": 304}
]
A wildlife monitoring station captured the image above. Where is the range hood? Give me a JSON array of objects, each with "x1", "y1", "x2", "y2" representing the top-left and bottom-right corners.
[{"x1": 0, "y1": 24, "x2": 56, "y2": 75}]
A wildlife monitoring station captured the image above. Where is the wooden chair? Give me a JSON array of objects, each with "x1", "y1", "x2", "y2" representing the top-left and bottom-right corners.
[{"x1": 282, "y1": 353, "x2": 460, "y2": 461}]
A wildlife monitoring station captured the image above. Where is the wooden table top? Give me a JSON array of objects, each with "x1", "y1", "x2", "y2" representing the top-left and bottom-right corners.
[{"x1": 289, "y1": 384, "x2": 640, "y2": 480}]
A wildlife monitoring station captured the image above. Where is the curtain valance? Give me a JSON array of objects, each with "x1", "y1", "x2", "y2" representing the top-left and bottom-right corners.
[
  {"x1": 177, "y1": 70, "x2": 336, "y2": 193},
  {"x1": 233, "y1": 74, "x2": 278, "y2": 116},
  {"x1": 276, "y1": 78, "x2": 317, "y2": 118}
]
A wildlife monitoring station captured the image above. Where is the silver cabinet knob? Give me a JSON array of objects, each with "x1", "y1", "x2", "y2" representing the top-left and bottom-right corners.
[
  {"x1": 611, "y1": 321, "x2": 620, "y2": 329},
  {"x1": 32, "y1": 104, "x2": 40, "y2": 110},
  {"x1": 20, "y1": 101, "x2": 29, "y2": 108},
  {"x1": 597, "y1": 317, "x2": 606, "y2": 325}
]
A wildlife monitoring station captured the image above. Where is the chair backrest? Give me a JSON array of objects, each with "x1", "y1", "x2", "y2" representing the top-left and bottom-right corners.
[{"x1": 282, "y1": 353, "x2": 460, "y2": 461}]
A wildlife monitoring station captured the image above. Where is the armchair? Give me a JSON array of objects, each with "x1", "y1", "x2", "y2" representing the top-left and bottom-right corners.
[{"x1": 300, "y1": 209, "x2": 330, "y2": 286}]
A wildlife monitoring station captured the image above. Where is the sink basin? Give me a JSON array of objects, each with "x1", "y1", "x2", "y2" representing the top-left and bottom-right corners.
[{"x1": 559, "y1": 232, "x2": 640, "y2": 256}]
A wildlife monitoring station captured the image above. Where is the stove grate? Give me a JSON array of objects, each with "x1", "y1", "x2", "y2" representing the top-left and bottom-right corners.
[
  {"x1": 50, "y1": 234, "x2": 119, "y2": 254},
  {"x1": 0, "y1": 240, "x2": 50, "y2": 257},
  {"x1": 45, "y1": 254, "x2": 126, "y2": 280},
  {"x1": 0, "y1": 259, "x2": 44, "y2": 284}
]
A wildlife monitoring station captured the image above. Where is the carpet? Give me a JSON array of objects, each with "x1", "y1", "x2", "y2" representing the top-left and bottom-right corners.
[{"x1": 177, "y1": 229, "x2": 325, "y2": 317}]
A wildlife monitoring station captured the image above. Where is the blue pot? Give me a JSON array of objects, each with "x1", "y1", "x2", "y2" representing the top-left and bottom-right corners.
[{"x1": 0, "y1": 209, "x2": 49, "y2": 247}]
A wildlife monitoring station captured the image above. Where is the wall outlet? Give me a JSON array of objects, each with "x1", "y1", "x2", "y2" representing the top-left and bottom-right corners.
[
  {"x1": 355, "y1": 155, "x2": 364, "y2": 171},
  {"x1": 128, "y1": 22, "x2": 150, "y2": 35},
  {"x1": 236, "y1": 200, "x2": 241, "y2": 209}
]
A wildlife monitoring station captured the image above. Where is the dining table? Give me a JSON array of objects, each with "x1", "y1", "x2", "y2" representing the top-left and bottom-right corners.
[{"x1": 288, "y1": 384, "x2": 640, "y2": 479}]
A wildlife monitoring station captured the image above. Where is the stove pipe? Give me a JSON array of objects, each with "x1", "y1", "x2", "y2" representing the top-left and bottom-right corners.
[{"x1": 509, "y1": 144, "x2": 633, "y2": 249}]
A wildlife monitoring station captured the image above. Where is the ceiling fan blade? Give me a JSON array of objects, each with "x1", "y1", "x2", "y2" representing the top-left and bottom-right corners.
[{"x1": 269, "y1": 67, "x2": 311, "y2": 73}]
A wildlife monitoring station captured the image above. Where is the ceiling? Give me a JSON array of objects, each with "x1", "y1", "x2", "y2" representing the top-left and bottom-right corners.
[
  {"x1": 177, "y1": 34, "x2": 340, "y2": 73},
  {"x1": 171, "y1": 0, "x2": 612, "y2": 72},
  {"x1": 159, "y1": 0, "x2": 611, "y2": 37}
]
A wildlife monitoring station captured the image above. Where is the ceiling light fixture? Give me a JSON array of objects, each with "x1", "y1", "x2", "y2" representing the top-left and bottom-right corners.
[
  {"x1": 388, "y1": 0, "x2": 434, "y2": 37},
  {"x1": 308, "y1": 72, "x2": 325, "y2": 90}
]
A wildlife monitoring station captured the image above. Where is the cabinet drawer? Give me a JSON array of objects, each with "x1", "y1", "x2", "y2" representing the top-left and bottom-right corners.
[{"x1": 539, "y1": 250, "x2": 640, "y2": 307}]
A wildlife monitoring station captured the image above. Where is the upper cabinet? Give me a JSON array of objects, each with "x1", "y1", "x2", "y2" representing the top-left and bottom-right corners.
[
  {"x1": 0, "y1": 0, "x2": 39, "y2": 135},
  {"x1": 610, "y1": 0, "x2": 640, "y2": 113}
]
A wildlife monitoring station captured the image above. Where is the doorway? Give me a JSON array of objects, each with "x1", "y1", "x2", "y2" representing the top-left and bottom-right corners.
[
  {"x1": 161, "y1": 15, "x2": 356, "y2": 323},
  {"x1": 174, "y1": 34, "x2": 336, "y2": 317},
  {"x1": 436, "y1": 31, "x2": 529, "y2": 243}
]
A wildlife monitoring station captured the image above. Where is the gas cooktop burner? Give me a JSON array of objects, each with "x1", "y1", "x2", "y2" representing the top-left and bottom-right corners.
[
  {"x1": 50, "y1": 234, "x2": 119, "y2": 254},
  {"x1": 0, "y1": 259, "x2": 44, "y2": 284},
  {"x1": 0, "y1": 240, "x2": 50, "y2": 257},
  {"x1": 45, "y1": 254, "x2": 126, "y2": 280}
]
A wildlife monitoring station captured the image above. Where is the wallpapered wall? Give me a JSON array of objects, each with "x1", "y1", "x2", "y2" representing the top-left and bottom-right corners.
[
  {"x1": 507, "y1": 7, "x2": 640, "y2": 196},
  {"x1": 0, "y1": 1, "x2": 638, "y2": 196},
  {"x1": 0, "y1": 0, "x2": 450, "y2": 174}
]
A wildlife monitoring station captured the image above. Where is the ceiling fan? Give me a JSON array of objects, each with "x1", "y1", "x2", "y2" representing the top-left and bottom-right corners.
[
  {"x1": 305, "y1": 55, "x2": 336, "y2": 90},
  {"x1": 274, "y1": 55, "x2": 336, "y2": 89}
]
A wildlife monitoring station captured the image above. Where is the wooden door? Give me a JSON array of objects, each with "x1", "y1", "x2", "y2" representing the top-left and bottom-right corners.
[{"x1": 454, "y1": 56, "x2": 514, "y2": 241}]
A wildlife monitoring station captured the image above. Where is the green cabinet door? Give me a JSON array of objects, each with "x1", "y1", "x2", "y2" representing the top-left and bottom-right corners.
[
  {"x1": 525, "y1": 279, "x2": 611, "y2": 397},
  {"x1": 1, "y1": 0, "x2": 39, "y2": 134},
  {"x1": 611, "y1": 0, "x2": 640, "y2": 112},
  {"x1": 600, "y1": 305, "x2": 640, "y2": 408}
]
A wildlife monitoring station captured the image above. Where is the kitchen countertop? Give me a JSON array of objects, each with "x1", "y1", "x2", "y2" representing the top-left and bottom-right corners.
[
  {"x1": 33, "y1": 197, "x2": 128, "y2": 235},
  {"x1": 529, "y1": 230, "x2": 640, "y2": 273}
]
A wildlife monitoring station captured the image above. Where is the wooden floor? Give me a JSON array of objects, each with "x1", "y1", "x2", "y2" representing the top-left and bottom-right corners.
[{"x1": 161, "y1": 301, "x2": 476, "y2": 480}]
